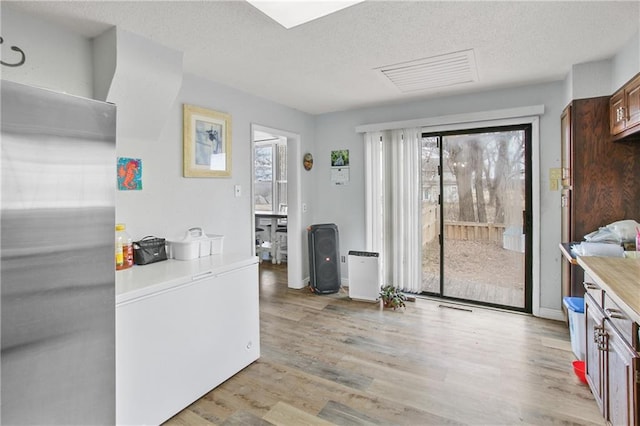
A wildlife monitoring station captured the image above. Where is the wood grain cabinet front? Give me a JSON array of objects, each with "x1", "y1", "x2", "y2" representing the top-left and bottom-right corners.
[
  {"x1": 611, "y1": 89, "x2": 626, "y2": 136},
  {"x1": 584, "y1": 283, "x2": 639, "y2": 425},
  {"x1": 585, "y1": 292, "x2": 606, "y2": 414},
  {"x1": 560, "y1": 97, "x2": 640, "y2": 298},
  {"x1": 604, "y1": 319, "x2": 639, "y2": 426},
  {"x1": 611, "y1": 72, "x2": 640, "y2": 141}
]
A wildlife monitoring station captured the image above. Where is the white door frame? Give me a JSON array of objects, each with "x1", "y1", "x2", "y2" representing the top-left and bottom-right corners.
[{"x1": 250, "y1": 124, "x2": 303, "y2": 289}]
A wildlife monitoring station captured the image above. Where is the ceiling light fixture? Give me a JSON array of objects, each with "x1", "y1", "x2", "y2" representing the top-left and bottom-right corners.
[{"x1": 247, "y1": 0, "x2": 364, "y2": 29}]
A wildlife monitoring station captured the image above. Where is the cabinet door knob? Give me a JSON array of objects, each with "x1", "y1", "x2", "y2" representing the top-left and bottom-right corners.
[
  {"x1": 599, "y1": 332, "x2": 608, "y2": 352},
  {"x1": 593, "y1": 325, "x2": 603, "y2": 343},
  {"x1": 593, "y1": 325, "x2": 607, "y2": 351}
]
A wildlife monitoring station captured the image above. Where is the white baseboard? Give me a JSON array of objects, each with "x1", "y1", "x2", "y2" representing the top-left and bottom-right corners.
[
  {"x1": 537, "y1": 307, "x2": 565, "y2": 322},
  {"x1": 288, "y1": 276, "x2": 308, "y2": 289},
  {"x1": 307, "y1": 276, "x2": 565, "y2": 322}
]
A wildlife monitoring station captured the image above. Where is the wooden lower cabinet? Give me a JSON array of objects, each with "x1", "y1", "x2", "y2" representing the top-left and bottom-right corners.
[
  {"x1": 584, "y1": 289, "x2": 639, "y2": 425},
  {"x1": 585, "y1": 293, "x2": 606, "y2": 413},
  {"x1": 605, "y1": 320, "x2": 639, "y2": 426}
]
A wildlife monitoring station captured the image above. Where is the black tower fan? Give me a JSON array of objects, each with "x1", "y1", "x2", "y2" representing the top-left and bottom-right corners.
[{"x1": 307, "y1": 223, "x2": 341, "y2": 294}]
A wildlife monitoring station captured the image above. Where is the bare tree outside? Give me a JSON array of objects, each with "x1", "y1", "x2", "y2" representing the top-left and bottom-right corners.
[{"x1": 441, "y1": 131, "x2": 524, "y2": 224}]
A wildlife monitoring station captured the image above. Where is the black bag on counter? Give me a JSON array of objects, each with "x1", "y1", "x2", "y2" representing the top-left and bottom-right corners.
[{"x1": 133, "y1": 236, "x2": 168, "y2": 265}]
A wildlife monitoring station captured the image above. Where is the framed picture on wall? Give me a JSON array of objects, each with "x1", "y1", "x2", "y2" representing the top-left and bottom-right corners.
[{"x1": 183, "y1": 104, "x2": 232, "y2": 177}]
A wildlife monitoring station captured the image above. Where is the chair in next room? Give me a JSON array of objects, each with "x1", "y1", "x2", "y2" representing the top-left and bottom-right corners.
[
  {"x1": 275, "y1": 226, "x2": 287, "y2": 264},
  {"x1": 255, "y1": 227, "x2": 271, "y2": 263}
]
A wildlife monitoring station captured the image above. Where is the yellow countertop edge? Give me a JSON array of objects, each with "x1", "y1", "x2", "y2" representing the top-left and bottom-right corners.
[{"x1": 577, "y1": 256, "x2": 640, "y2": 325}]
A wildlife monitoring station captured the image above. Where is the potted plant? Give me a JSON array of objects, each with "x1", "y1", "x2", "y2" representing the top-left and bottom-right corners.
[{"x1": 379, "y1": 285, "x2": 407, "y2": 310}]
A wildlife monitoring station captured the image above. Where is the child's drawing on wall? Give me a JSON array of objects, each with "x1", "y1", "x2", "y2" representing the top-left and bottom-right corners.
[{"x1": 118, "y1": 157, "x2": 142, "y2": 190}]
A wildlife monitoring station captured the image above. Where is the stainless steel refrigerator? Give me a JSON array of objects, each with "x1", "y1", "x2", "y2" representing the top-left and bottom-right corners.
[{"x1": 1, "y1": 80, "x2": 116, "y2": 424}]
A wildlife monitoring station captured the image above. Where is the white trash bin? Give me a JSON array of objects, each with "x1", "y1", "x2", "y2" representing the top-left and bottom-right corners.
[{"x1": 563, "y1": 297, "x2": 585, "y2": 360}]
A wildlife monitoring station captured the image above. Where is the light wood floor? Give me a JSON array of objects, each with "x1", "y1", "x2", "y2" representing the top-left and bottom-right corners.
[{"x1": 165, "y1": 263, "x2": 604, "y2": 425}]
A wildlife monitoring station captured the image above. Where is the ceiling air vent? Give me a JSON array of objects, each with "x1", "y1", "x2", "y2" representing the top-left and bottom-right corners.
[{"x1": 375, "y1": 49, "x2": 478, "y2": 93}]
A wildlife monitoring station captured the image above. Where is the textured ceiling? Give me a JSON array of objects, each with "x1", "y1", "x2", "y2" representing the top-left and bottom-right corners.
[{"x1": 5, "y1": 1, "x2": 640, "y2": 115}]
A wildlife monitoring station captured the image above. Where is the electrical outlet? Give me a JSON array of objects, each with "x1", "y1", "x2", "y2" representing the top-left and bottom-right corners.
[{"x1": 341, "y1": 255, "x2": 346, "y2": 263}]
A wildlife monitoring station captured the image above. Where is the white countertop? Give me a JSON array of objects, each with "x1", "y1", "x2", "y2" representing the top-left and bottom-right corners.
[{"x1": 116, "y1": 253, "x2": 258, "y2": 305}]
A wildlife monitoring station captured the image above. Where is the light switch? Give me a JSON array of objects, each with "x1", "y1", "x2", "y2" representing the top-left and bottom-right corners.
[
  {"x1": 549, "y1": 168, "x2": 562, "y2": 180},
  {"x1": 549, "y1": 168, "x2": 561, "y2": 191},
  {"x1": 234, "y1": 185, "x2": 241, "y2": 197}
]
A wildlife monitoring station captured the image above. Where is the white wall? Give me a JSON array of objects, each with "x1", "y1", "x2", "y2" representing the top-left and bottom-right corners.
[
  {"x1": 563, "y1": 31, "x2": 640, "y2": 106},
  {"x1": 612, "y1": 31, "x2": 640, "y2": 90},
  {"x1": 314, "y1": 82, "x2": 567, "y2": 313},
  {"x1": 1, "y1": 5, "x2": 93, "y2": 98},
  {"x1": 92, "y1": 28, "x2": 117, "y2": 102},
  {"x1": 105, "y1": 28, "x2": 184, "y2": 144},
  {"x1": 570, "y1": 59, "x2": 612, "y2": 100},
  {"x1": 116, "y1": 73, "x2": 315, "y2": 261},
  {"x1": 1, "y1": 6, "x2": 316, "y2": 283}
]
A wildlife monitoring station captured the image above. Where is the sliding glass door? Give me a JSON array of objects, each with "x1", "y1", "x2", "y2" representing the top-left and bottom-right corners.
[{"x1": 421, "y1": 126, "x2": 532, "y2": 311}]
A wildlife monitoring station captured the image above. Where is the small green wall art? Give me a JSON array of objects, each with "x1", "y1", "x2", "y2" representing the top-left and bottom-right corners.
[
  {"x1": 117, "y1": 157, "x2": 142, "y2": 190},
  {"x1": 331, "y1": 150, "x2": 349, "y2": 167}
]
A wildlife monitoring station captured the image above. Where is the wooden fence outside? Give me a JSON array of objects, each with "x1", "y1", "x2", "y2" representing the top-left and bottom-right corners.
[
  {"x1": 443, "y1": 221, "x2": 506, "y2": 243},
  {"x1": 422, "y1": 203, "x2": 508, "y2": 245}
]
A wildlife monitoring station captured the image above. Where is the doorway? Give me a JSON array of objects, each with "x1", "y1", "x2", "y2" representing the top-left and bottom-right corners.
[
  {"x1": 421, "y1": 125, "x2": 532, "y2": 312},
  {"x1": 251, "y1": 124, "x2": 303, "y2": 289}
]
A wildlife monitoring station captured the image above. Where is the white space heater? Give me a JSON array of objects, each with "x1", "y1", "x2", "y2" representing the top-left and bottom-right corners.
[{"x1": 347, "y1": 251, "x2": 381, "y2": 302}]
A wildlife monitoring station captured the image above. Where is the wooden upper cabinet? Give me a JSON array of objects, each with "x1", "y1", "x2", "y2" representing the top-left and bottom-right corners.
[
  {"x1": 611, "y1": 72, "x2": 640, "y2": 140},
  {"x1": 626, "y1": 74, "x2": 640, "y2": 129},
  {"x1": 610, "y1": 89, "x2": 626, "y2": 135}
]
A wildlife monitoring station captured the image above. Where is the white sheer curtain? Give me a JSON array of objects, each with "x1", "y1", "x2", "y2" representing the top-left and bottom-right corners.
[{"x1": 365, "y1": 128, "x2": 422, "y2": 293}]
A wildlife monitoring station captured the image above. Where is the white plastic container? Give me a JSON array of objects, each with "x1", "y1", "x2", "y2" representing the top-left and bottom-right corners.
[
  {"x1": 199, "y1": 235, "x2": 212, "y2": 257},
  {"x1": 168, "y1": 228, "x2": 224, "y2": 260},
  {"x1": 168, "y1": 241, "x2": 199, "y2": 260},
  {"x1": 207, "y1": 233, "x2": 224, "y2": 255},
  {"x1": 168, "y1": 228, "x2": 206, "y2": 260}
]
